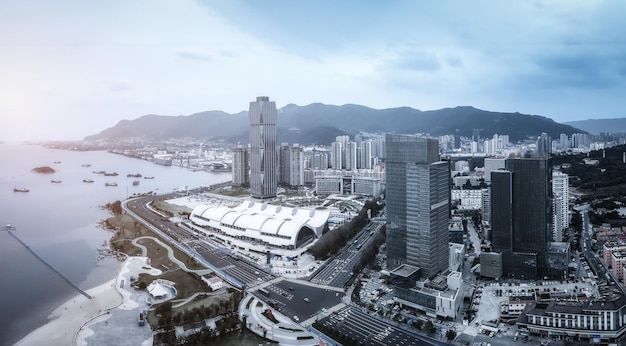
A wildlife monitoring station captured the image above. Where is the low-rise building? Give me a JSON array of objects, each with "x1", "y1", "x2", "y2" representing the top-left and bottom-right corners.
[
  {"x1": 390, "y1": 265, "x2": 463, "y2": 320},
  {"x1": 517, "y1": 295, "x2": 626, "y2": 343},
  {"x1": 202, "y1": 275, "x2": 223, "y2": 291}
]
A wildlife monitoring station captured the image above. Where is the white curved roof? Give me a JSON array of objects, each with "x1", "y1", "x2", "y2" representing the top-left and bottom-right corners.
[
  {"x1": 278, "y1": 221, "x2": 301, "y2": 237},
  {"x1": 190, "y1": 201, "x2": 331, "y2": 247},
  {"x1": 221, "y1": 211, "x2": 241, "y2": 225},
  {"x1": 261, "y1": 218, "x2": 284, "y2": 234}
]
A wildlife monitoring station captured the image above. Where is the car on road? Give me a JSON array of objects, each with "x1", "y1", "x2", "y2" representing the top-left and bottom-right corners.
[{"x1": 304, "y1": 297, "x2": 310, "y2": 303}]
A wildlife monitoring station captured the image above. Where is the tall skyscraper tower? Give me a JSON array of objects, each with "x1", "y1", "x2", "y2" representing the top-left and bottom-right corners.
[
  {"x1": 249, "y1": 96, "x2": 277, "y2": 199},
  {"x1": 279, "y1": 143, "x2": 291, "y2": 186},
  {"x1": 552, "y1": 171, "x2": 569, "y2": 242},
  {"x1": 232, "y1": 146, "x2": 249, "y2": 187},
  {"x1": 491, "y1": 157, "x2": 552, "y2": 279},
  {"x1": 386, "y1": 134, "x2": 450, "y2": 278}
]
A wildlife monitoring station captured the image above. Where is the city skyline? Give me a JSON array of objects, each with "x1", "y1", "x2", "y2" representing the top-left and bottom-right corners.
[{"x1": 2, "y1": 1, "x2": 626, "y2": 141}]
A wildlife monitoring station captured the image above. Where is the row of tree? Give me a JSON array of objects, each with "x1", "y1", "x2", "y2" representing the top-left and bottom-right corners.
[
  {"x1": 308, "y1": 200, "x2": 382, "y2": 259},
  {"x1": 351, "y1": 226, "x2": 386, "y2": 274}
]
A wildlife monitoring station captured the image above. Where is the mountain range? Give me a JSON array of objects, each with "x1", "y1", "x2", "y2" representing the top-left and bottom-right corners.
[
  {"x1": 84, "y1": 103, "x2": 590, "y2": 145},
  {"x1": 563, "y1": 118, "x2": 626, "y2": 135}
]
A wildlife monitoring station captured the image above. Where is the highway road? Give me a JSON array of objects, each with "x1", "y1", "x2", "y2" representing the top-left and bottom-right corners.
[
  {"x1": 123, "y1": 192, "x2": 275, "y2": 290},
  {"x1": 310, "y1": 221, "x2": 384, "y2": 288}
]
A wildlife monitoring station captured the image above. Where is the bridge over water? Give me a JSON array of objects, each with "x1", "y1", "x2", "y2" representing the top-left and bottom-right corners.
[{"x1": 2, "y1": 224, "x2": 93, "y2": 300}]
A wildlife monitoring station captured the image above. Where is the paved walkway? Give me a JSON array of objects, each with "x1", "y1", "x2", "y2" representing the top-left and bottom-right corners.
[
  {"x1": 75, "y1": 257, "x2": 160, "y2": 346},
  {"x1": 131, "y1": 236, "x2": 213, "y2": 275}
]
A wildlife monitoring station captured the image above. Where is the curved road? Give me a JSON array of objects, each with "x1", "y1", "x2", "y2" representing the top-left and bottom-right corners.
[{"x1": 123, "y1": 192, "x2": 275, "y2": 289}]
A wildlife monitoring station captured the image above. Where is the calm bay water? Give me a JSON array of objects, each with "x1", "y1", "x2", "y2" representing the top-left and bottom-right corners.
[{"x1": 0, "y1": 143, "x2": 230, "y2": 346}]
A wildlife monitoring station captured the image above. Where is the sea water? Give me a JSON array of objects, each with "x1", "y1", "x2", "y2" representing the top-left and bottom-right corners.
[{"x1": 0, "y1": 143, "x2": 230, "y2": 346}]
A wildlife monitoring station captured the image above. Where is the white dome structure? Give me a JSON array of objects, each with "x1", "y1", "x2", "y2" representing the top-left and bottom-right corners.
[{"x1": 190, "y1": 201, "x2": 330, "y2": 249}]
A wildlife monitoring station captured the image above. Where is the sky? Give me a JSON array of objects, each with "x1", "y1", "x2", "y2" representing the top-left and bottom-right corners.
[{"x1": 1, "y1": 0, "x2": 625, "y2": 141}]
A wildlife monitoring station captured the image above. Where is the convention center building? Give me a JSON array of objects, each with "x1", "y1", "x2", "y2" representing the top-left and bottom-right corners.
[{"x1": 189, "y1": 201, "x2": 331, "y2": 250}]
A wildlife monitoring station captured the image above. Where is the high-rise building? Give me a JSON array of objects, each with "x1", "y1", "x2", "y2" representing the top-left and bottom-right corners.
[
  {"x1": 232, "y1": 146, "x2": 249, "y2": 187},
  {"x1": 559, "y1": 133, "x2": 569, "y2": 151},
  {"x1": 249, "y1": 96, "x2": 277, "y2": 199},
  {"x1": 359, "y1": 141, "x2": 372, "y2": 169},
  {"x1": 552, "y1": 171, "x2": 570, "y2": 242},
  {"x1": 483, "y1": 158, "x2": 506, "y2": 183},
  {"x1": 279, "y1": 143, "x2": 291, "y2": 186},
  {"x1": 288, "y1": 144, "x2": 304, "y2": 187},
  {"x1": 536, "y1": 133, "x2": 552, "y2": 157},
  {"x1": 491, "y1": 157, "x2": 553, "y2": 279},
  {"x1": 330, "y1": 141, "x2": 343, "y2": 169},
  {"x1": 386, "y1": 134, "x2": 450, "y2": 278},
  {"x1": 345, "y1": 141, "x2": 358, "y2": 171}
]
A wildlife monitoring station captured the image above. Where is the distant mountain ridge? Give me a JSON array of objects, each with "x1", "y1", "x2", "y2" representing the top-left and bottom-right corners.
[
  {"x1": 564, "y1": 118, "x2": 626, "y2": 135},
  {"x1": 84, "y1": 103, "x2": 585, "y2": 145}
]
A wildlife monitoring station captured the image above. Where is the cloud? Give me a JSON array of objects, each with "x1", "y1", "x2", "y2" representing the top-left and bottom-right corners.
[
  {"x1": 389, "y1": 49, "x2": 442, "y2": 72},
  {"x1": 177, "y1": 51, "x2": 214, "y2": 62},
  {"x1": 109, "y1": 79, "x2": 132, "y2": 92}
]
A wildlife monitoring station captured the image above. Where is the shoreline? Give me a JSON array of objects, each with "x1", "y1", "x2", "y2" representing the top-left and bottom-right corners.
[{"x1": 15, "y1": 261, "x2": 124, "y2": 346}]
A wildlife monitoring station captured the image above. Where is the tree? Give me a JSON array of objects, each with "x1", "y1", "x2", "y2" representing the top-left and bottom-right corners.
[
  {"x1": 424, "y1": 321, "x2": 436, "y2": 334},
  {"x1": 446, "y1": 329, "x2": 457, "y2": 341}
]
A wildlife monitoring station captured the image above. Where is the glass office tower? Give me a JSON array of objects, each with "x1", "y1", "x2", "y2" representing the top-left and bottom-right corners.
[
  {"x1": 491, "y1": 157, "x2": 552, "y2": 279},
  {"x1": 249, "y1": 96, "x2": 277, "y2": 199},
  {"x1": 386, "y1": 134, "x2": 450, "y2": 279}
]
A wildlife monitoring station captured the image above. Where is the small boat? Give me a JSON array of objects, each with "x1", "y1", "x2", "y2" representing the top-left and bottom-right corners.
[
  {"x1": 81, "y1": 164, "x2": 91, "y2": 167},
  {"x1": 83, "y1": 179, "x2": 94, "y2": 183},
  {"x1": 93, "y1": 170, "x2": 105, "y2": 174},
  {"x1": 144, "y1": 176, "x2": 155, "y2": 179},
  {"x1": 51, "y1": 180, "x2": 62, "y2": 183},
  {"x1": 53, "y1": 161, "x2": 62, "y2": 164},
  {"x1": 14, "y1": 188, "x2": 29, "y2": 192},
  {"x1": 133, "y1": 180, "x2": 140, "y2": 186},
  {"x1": 127, "y1": 173, "x2": 142, "y2": 178},
  {"x1": 105, "y1": 182, "x2": 118, "y2": 187},
  {"x1": 104, "y1": 172, "x2": 118, "y2": 176}
]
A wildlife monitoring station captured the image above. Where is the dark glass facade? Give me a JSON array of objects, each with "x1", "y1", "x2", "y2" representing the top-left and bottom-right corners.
[
  {"x1": 490, "y1": 157, "x2": 553, "y2": 279},
  {"x1": 385, "y1": 134, "x2": 450, "y2": 279}
]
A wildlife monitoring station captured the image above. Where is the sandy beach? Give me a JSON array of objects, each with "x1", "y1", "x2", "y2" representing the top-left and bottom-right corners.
[{"x1": 15, "y1": 271, "x2": 123, "y2": 346}]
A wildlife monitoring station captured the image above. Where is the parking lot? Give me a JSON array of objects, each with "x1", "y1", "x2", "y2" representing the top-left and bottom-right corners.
[
  {"x1": 256, "y1": 279, "x2": 345, "y2": 324},
  {"x1": 317, "y1": 305, "x2": 449, "y2": 346}
]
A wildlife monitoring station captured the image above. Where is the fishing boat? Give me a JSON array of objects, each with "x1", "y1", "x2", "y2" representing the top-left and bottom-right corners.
[
  {"x1": 127, "y1": 173, "x2": 142, "y2": 178},
  {"x1": 105, "y1": 182, "x2": 118, "y2": 187},
  {"x1": 144, "y1": 176, "x2": 155, "y2": 179},
  {"x1": 83, "y1": 179, "x2": 94, "y2": 183},
  {"x1": 104, "y1": 172, "x2": 118, "y2": 176},
  {"x1": 13, "y1": 188, "x2": 29, "y2": 192},
  {"x1": 51, "y1": 180, "x2": 62, "y2": 183},
  {"x1": 93, "y1": 170, "x2": 105, "y2": 174}
]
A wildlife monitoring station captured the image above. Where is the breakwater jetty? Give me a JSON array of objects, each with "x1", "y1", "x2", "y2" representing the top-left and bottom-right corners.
[{"x1": 2, "y1": 224, "x2": 93, "y2": 300}]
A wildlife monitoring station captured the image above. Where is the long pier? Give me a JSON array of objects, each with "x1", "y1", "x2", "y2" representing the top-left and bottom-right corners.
[{"x1": 6, "y1": 229, "x2": 93, "y2": 300}]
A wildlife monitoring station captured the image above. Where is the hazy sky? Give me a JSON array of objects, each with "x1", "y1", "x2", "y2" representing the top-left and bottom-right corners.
[{"x1": 1, "y1": 0, "x2": 625, "y2": 141}]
